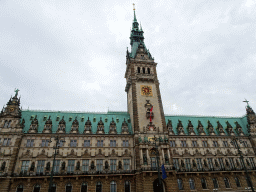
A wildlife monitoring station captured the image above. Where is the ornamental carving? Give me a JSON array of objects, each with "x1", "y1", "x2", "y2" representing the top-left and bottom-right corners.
[
  {"x1": 71, "y1": 117, "x2": 79, "y2": 132},
  {"x1": 121, "y1": 118, "x2": 129, "y2": 134},
  {"x1": 96, "y1": 117, "x2": 104, "y2": 134},
  {"x1": 84, "y1": 117, "x2": 92, "y2": 134},
  {"x1": 43, "y1": 116, "x2": 52, "y2": 133},
  {"x1": 109, "y1": 118, "x2": 117, "y2": 134},
  {"x1": 57, "y1": 116, "x2": 66, "y2": 133}
]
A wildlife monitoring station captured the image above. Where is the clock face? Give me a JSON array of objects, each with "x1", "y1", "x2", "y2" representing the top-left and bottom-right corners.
[
  {"x1": 10, "y1": 108, "x2": 14, "y2": 112},
  {"x1": 141, "y1": 85, "x2": 153, "y2": 96}
]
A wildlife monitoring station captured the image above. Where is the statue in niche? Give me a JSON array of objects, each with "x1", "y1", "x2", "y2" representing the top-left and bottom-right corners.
[
  {"x1": 46, "y1": 162, "x2": 50, "y2": 171},
  {"x1": 165, "y1": 154, "x2": 169, "y2": 164},
  {"x1": 76, "y1": 161, "x2": 80, "y2": 170},
  {"x1": 143, "y1": 154, "x2": 147, "y2": 165},
  {"x1": 105, "y1": 161, "x2": 109, "y2": 169},
  {"x1": 91, "y1": 161, "x2": 95, "y2": 170},
  {"x1": 61, "y1": 162, "x2": 66, "y2": 171},
  {"x1": 118, "y1": 161, "x2": 122, "y2": 170},
  {"x1": 30, "y1": 162, "x2": 35, "y2": 172}
]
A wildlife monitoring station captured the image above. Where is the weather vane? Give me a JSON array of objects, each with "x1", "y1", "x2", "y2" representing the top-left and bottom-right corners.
[
  {"x1": 133, "y1": 3, "x2": 135, "y2": 11},
  {"x1": 243, "y1": 99, "x2": 249, "y2": 106}
]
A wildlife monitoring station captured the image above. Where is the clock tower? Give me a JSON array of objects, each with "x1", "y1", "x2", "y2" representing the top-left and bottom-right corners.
[{"x1": 125, "y1": 9, "x2": 167, "y2": 135}]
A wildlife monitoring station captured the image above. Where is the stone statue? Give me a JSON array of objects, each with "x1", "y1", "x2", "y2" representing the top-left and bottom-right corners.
[{"x1": 14, "y1": 88, "x2": 20, "y2": 97}]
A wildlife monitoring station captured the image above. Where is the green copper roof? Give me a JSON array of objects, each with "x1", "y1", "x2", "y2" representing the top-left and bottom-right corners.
[
  {"x1": 21, "y1": 110, "x2": 132, "y2": 134},
  {"x1": 165, "y1": 115, "x2": 248, "y2": 136}
]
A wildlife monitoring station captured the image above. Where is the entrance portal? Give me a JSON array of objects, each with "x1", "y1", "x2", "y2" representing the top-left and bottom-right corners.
[{"x1": 153, "y1": 179, "x2": 165, "y2": 192}]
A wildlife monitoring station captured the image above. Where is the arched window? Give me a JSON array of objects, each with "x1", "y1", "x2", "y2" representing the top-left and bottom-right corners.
[
  {"x1": 96, "y1": 182, "x2": 102, "y2": 192},
  {"x1": 212, "y1": 178, "x2": 218, "y2": 189},
  {"x1": 66, "y1": 183, "x2": 72, "y2": 192},
  {"x1": 147, "y1": 68, "x2": 150, "y2": 74},
  {"x1": 4, "y1": 120, "x2": 8, "y2": 128},
  {"x1": 16, "y1": 185, "x2": 23, "y2": 192},
  {"x1": 33, "y1": 184, "x2": 40, "y2": 192},
  {"x1": 189, "y1": 178, "x2": 195, "y2": 190},
  {"x1": 8, "y1": 120, "x2": 12, "y2": 128},
  {"x1": 124, "y1": 181, "x2": 130, "y2": 192},
  {"x1": 81, "y1": 182, "x2": 87, "y2": 192},
  {"x1": 110, "y1": 181, "x2": 117, "y2": 192},
  {"x1": 201, "y1": 178, "x2": 207, "y2": 189},
  {"x1": 224, "y1": 177, "x2": 230, "y2": 188},
  {"x1": 142, "y1": 67, "x2": 145, "y2": 74},
  {"x1": 234, "y1": 177, "x2": 241, "y2": 187},
  {"x1": 137, "y1": 67, "x2": 140, "y2": 73},
  {"x1": 177, "y1": 179, "x2": 183, "y2": 190},
  {"x1": 51, "y1": 183, "x2": 56, "y2": 192}
]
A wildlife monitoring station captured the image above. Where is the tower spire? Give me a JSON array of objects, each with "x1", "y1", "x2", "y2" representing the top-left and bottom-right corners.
[{"x1": 133, "y1": 3, "x2": 137, "y2": 22}]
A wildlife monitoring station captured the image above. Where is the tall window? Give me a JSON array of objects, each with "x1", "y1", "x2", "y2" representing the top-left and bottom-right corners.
[
  {"x1": 234, "y1": 177, "x2": 241, "y2": 187},
  {"x1": 177, "y1": 179, "x2": 183, "y2": 190},
  {"x1": 185, "y1": 158, "x2": 191, "y2": 171},
  {"x1": 67, "y1": 160, "x2": 75, "y2": 173},
  {"x1": 137, "y1": 67, "x2": 140, "y2": 73},
  {"x1": 124, "y1": 181, "x2": 130, "y2": 192},
  {"x1": 224, "y1": 177, "x2": 230, "y2": 188},
  {"x1": 36, "y1": 160, "x2": 45, "y2": 174},
  {"x1": 97, "y1": 140, "x2": 103, "y2": 147},
  {"x1": 196, "y1": 158, "x2": 202, "y2": 170},
  {"x1": 66, "y1": 183, "x2": 72, "y2": 192},
  {"x1": 229, "y1": 158, "x2": 235, "y2": 169},
  {"x1": 58, "y1": 140, "x2": 64, "y2": 147},
  {"x1": 123, "y1": 159, "x2": 130, "y2": 170},
  {"x1": 202, "y1": 141, "x2": 208, "y2": 147},
  {"x1": 96, "y1": 160, "x2": 103, "y2": 171},
  {"x1": 33, "y1": 184, "x2": 40, "y2": 192},
  {"x1": 110, "y1": 140, "x2": 116, "y2": 147},
  {"x1": 110, "y1": 159, "x2": 116, "y2": 171},
  {"x1": 170, "y1": 141, "x2": 176, "y2": 147},
  {"x1": 201, "y1": 178, "x2": 207, "y2": 189},
  {"x1": 96, "y1": 182, "x2": 102, "y2": 192},
  {"x1": 147, "y1": 68, "x2": 150, "y2": 74},
  {"x1": 213, "y1": 141, "x2": 218, "y2": 147},
  {"x1": 53, "y1": 160, "x2": 60, "y2": 173},
  {"x1": 3, "y1": 138, "x2": 11, "y2": 146},
  {"x1": 218, "y1": 158, "x2": 224, "y2": 169},
  {"x1": 81, "y1": 183, "x2": 87, "y2": 192},
  {"x1": 249, "y1": 157, "x2": 255, "y2": 168},
  {"x1": 123, "y1": 140, "x2": 129, "y2": 147},
  {"x1": 173, "y1": 159, "x2": 179, "y2": 170},
  {"x1": 192, "y1": 141, "x2": 198, "y2": 147},
  {"x1": 21, "y1": 161, "x2": 30, "y2": 172},
  {"x1": 142, "y1": 67, "x2": 145, "y2": 74},
  {"x1": 207, "y1": 158, "x2": 214, "y2": 169},
  {"x1": 16, "y1": 185, "x2": 23, "y2": 192},
  {"x1": 82, "y1": 160, "x2": 89, "y2": 172},
  {"x1": 189, "y1": 178, "x2": 195, "y2": 190},
  {"x1": 243, "y1": 141, "x2": 249, "y2": 147},
  {"x1": 151, "y1": 157, "x2": 157, "y2": 169},
  {"x1": 51, "y1": 183, "x2": 56, "y2": 192},
  {"x1": 4, "y1": 120, "x2": 8, "y2": 128},
  {"x1": 26, "y1": 139, "x2": 34, "y2": 147},
  {"x1": 223, "y1": 141, "x2": 228, "y2": 147},
  {"x1": 110, "y1": 181, "x2": 117, "y2": 192},
  {"x1": 70, "y1": 140, "x2": 77, "y2": 147},
  {"x1": 41, "y1": 140, "x2": 49, "y2": 147},
  {"x1": 212, "y1": 178, "x2": 218, "y2": 188},
  {"x1": 181, "y1": 141, "x2": 187, "y2": 147},
  {"x1": 84, "y1": 140, "x2": 90, "y2": 147}
]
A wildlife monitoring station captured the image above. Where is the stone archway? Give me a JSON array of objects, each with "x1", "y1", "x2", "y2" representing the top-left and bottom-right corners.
[{"x1": 153, "y1": 178, "x2": 165, "y2": 192}]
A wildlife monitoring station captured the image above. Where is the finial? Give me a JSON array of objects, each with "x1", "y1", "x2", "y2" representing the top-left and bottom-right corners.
[
  {"x1": 14, "y1": 88, "x2": 20, "y2": 97},
  {"x1": 243, "y1": 99, "x2": 250, "y2": 107},
  {"x1": 133, "y1": 3, "x2": 135, "y2": 11}
]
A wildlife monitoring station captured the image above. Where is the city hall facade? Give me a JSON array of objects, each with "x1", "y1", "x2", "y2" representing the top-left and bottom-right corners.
[{"x1": 0, "y1": 9, "x2": 256, "y2": 192}]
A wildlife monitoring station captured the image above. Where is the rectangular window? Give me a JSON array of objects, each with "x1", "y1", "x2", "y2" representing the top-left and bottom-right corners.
[
  {"x1": 97, "y1": 140, "x2": 103, "y2": 147},
  {"x1": 84, "y1": 140, "x2": 90, "y2": 147},
  {"x1": 58, "y1": 140, "x2": 64, "y2": 147},
  {"x1": 53, "y1": 160, "x2": 60, "y2": 173},
  {"x1": 181, "y1": 141, "x2": 187, "y2": 147},
  {"x1": 151, "y1": 157, "x2": 157, "y2": 169},
  {"x1": 196, "y1": 158, "x2": 202, "y2": 170},
  {"x1": 82, "y1": 160, "x2": 89, "y2": 172},
  {"x1": 26, "y1": 139, "x2": 34, "y2": 147},
  {"x1": 110, "y1": 159, "x2": 116, "y2": 171},
  {"x1": 192, "y1": 141, "x2": 198, "y2": 147},
  {"x1": 70, "y1": 140, "x2": 77, "y2": 147},
  {"x1": 218, "y1": 158, "x2": 224, "y2": 169},
  {"x1": 213, "y1": 141, "x2": 218, "y2": 147},
  {"x1": 96, "y1": 160, "x2": 103, "y2": 171},
  {"x1": 41, "y1": 140, "x2": 49, "y2": 147},
  {"x1": 67, "y1": 160, "x2": 75, "y2": 173},
  {"x1": 170, "y1": 141, "x2": 176, "y2": 147},
  {"x1": 229, "y1": 158, "x2": 235, "y2": 169},
  {"x1": 202, "y1": 141, "x2": 208, "y2": 147},
  {"x1": 124, "y1": 159, "x2": 130, "y2": 170},
  {"x1": 243, "y1": 141, "x2": 249, "y2": 147},
  {"x1": 223, "y1": 141, "x2": 228, "y2": 147},
  {"x1": 36, "y1": 160, "x2": 45, "y2": 174},
  {"x1": 110, "y1": 140, "x2": 116, "y2": 147},
  {"x1": 207, "y1": 158, "x2": 214, "y2": 169},
  {"x1": 185, "y1": 158, "x2": 191, "y2": 171},
  {"x1": 21, "y1": 160, "x2": 30, "y2": 172},
  {"x1": 123, "y1": 140, "x2": 129, "y2": 147},
  {"x1": 3, "y1": 138, "x2": 11, "y2": 146},
  {"x1": 249, "y1": 157, "x2": 255, "y2": 168},
  {"x1": 173, "y1": 159, "x2": 179, "y2": 170}
]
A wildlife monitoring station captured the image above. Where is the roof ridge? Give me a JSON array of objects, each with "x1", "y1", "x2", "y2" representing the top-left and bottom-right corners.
[
  {"x1": 21, "y1": 109, "x2": 129, "y2": 114},
  {"x1": 164, "y1": 114, "x2": 247, "y2": 118}
]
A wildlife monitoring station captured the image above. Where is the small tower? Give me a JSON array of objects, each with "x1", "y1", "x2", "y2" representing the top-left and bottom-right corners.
[{"x1": 244, "y1": 99, "x2": 256, "y2": 135}]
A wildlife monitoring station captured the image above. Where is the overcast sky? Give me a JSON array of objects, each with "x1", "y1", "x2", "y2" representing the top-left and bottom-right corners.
[{"x1": 0, "y1": 0, "x2": 256, "y2": 117}]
